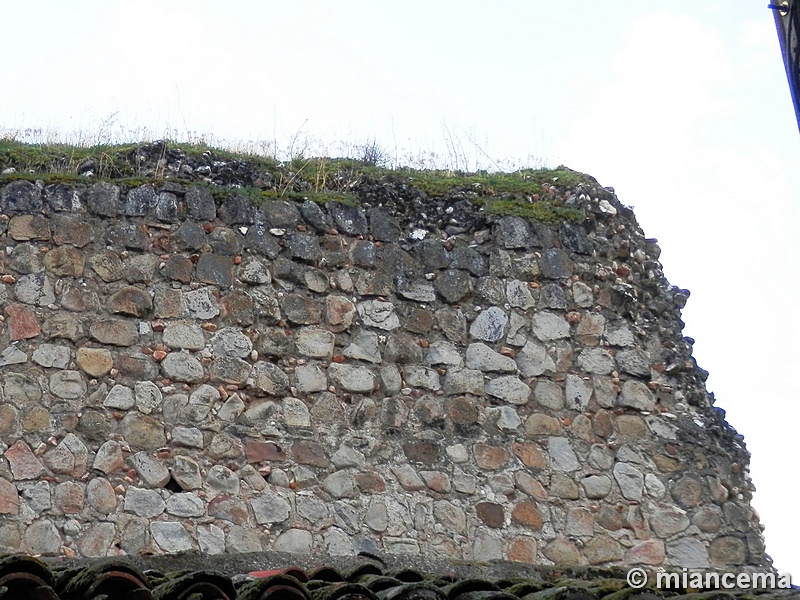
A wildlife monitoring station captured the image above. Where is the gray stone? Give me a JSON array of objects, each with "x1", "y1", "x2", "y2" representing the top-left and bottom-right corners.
[
  {"x1": 466, "y1": 343, "x2": 516, "y2": 372},
  {"x1": 161, "y1": 352, "x2": 205, "y2": 383},
  {"x1": 0, "y1": 346, "x2": 27, "y2": 366},
  {"x1": 486, "y1": 376, "x2": 530, "y2": 405},
  {"x1": 357, "y1": 300, "x2": 399, "y2": 330},
  {"x1": 2, "y1": 180, "x2": 42, "y2": 213},
  {"x1": 485, "y1": 406, "x2": 521, "y2": 431},
  {"x1": 184, "y1": 288, "x2": 220, "y2": 319},
  {"x1": 323, "y1": 526, "x2": 355, "y2": 556},
  {"x1": 619, "y1": 380, "x2": 655, "y2": 411},
  {"x1": 397, "y1": 278, "x2": 436, "y2": 302},
  {"x1": 606, "y1": 323, "x2": 635, "y2": 346},
  {"x1": 548, "y1": 437, "x2": 580, "y2": 472},
  {"x1": 163, "y1": 322, "x2": 206, "y2": 350},
  {"x1": 274, "y1": 529, "x2": 313, "y2": 553},
  {"x1": 651, "y1": 508, "x2": 690, "y2": 537},
  {"x1": 613, "y1": 462, "x2": 644, "y2": 501},
  {"x1": 516, "y1": 340, "x2": 555, "y2": 376},
  {"x1": 565, "y1": 374, "x2": 592, "y2": 410},
  {"x1": 506, "y1": 280, "x2": 535, "y2": 309},
  {"x1": 617, "y1": 349, "x2": 651, "y2": 376},
  {"x1": 469, "y1": 307, "x2": 508, "y2": 342},
  {"x1": 238, "y1": 257, "x2": 272, "y2": 284},
  {"x1": 197, "y1": 524, "x2": 225, "y2": 555},
  {"x1": 207, "y1": 465, "x2": 240, "y2": 494},
  {"x1": 300, "y1": 199, "x2": 329, "y2": 231},
  {"x1": 364, "y1": 499, "x2": 388, "y2": 531},
  {"x1": 32, "y1": 344, "x2": 70, "y2": 369},
  {"x1": 23, "y1": 481, "x2": 52, "y2": 513},
  {"x1": 24, "y1": 519, "x2": 61, "y2": 556},
  {"x1": 134, "y1": 381, "x2": 162, "y2": 415},
  {"x1": 435, "y1": 270, "x2": 473, "y2": 303},
  {"x1": 645, "y1": 473, "x2": 667, "y2": 499},
  {"x1": 295, "y1": 328, "x2": 335, "y2": 359},
  {"x1": 531, "y1": 311, "x2": 570, "y2": 341},
  {"x1": 323, "y1": 471, "x2": 357, "y2": 498},
  {"x1": 251, "y1": 361, "x2": 290, "y2": 396},
  {"x1": 211, "y1": 328, "x2": 253, "y2": 358},
  {"x1": 129, "y1": 452, "x2": 170, "y2": 488},
  {"x1": 577, "y1": 347, "x2": 614, "y2": 375},
  {"x1": 534, "y1": 380, "x2": 564, "y2": 410},
  {"x1": 251, "y1": 494, "x2": 291, "y2": 524},
  {"x1": 442, "y1": 369, "x2": 484, "y2": 396},
  {"x1": 282, "y1": 397, "x2": 311, "y2": 426},
  {"x1": 172, "y1": 456, "x2": 202, "y2": 490},
  {"x1": 49, "y1": 371, "x2": 86, "y2": 399},
  {"x1": 539, "y1": 283, "x2": 568, "y2": 309},
  {"x1": 171, "y1": 426, "x2": 204, "y2": 448},
  {"x1": 666, "y1": 538, "x2": 710, "y2": 568},
  {"x1": 328, "y1": 363, "x2": 375, "y2": 393},
  {"x1": 151, "y1": 522, "x2": 195, "y2": 553},
  {"x1": 166, "y1": 493, "x2": 205, "y2": 517},
  {"x1": 342, "y1": 330, "x2": 380, "y2": 363},
  {"x1": 497, "y1": 217, "x2": 532, "y2": 249},
  {"x1": 124, "y1": 486, "x2": 165, "y2": 518},
  {"x1": 331, "y1": 445, "x2": 365, "y2": 468},
  {"x1": 581, "y1": 475, "x2": 613, "y2": 499},
  {"x1": 297, "y1": 494, "x2": 329, "y2": 522},
  {"x1": 403, "y1": 365, "x2": 441, "y2": 391},
  {"x1": 426, "y1": 341, "x2": 463, "y2": 367},
  {"x1": 472, "y1": 528, "x2": 504, "y2": 560},
  {"x1": 294, "y1": 364, "x2": 327, "y2": 394},
  {"x1": 15, "y1": 273, "x2": 55, "y2": 306},
  {"x1": 572, "y1": 282, "x2": 593, "y2": 307}
]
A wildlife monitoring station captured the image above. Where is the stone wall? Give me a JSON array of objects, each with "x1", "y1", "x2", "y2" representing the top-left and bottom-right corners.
[{"x1": 0, "y1": 173, "x2": 769, "y2": 568}]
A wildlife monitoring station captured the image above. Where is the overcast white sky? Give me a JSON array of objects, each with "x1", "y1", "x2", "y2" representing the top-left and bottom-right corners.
[{"x1": 2, "y1": 1, "x2": 798, "y2": 573}]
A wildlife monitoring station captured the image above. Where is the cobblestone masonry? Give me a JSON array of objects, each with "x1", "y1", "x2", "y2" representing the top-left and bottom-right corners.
[{"x1": 0, "y1": 176, "x2": 770, "y2": 569}]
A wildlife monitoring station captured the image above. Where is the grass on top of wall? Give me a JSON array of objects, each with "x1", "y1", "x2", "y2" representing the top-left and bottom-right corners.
[{"x1": 0, "y1": 137, "x2": 589, "y2": 223}]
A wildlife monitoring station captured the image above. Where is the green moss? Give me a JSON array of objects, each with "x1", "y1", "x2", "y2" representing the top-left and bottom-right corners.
[{"x1": 1, "y1": 139, "x2": 592, "y2": 224}]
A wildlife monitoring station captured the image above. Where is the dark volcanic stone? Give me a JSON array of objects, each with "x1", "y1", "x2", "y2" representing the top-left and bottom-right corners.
[
  {"x1": 300, "y1": 200, "x2": 328, "y2": 231},
  {"x1": 287, "y1": 233, "x2": 321, "y2": 263},
  {"x1": 245, "y1": 225, "x2": 282, "y2": 259},
  {"x1": 45, "y1": 183, "x2": 83, "y2": 212},
  {"x1": 156, "y1": 192, "x2": 180, "y2": 222},
  {"x1": 164, "y1": 256, "x2": 193, "y2": 283},
  {"x1": 208, "y1": 228, "x2": 241, "y2": 255},
  {"x1": 497, "y1": 217, "x2": 532, "y2": 249},
  {"x1": 281, "y1": 294, "x2": 321, "y2": 325},
  {"x1": 384, "y1": 333, "x2": 423, "y2": 363},
  {"x1": 196, "y1": 254, "x2": 234, "y2": 288},
  {"x1": 218, "y1": 191, "x2": 255, "y2": 225},
  {"x1": 560, "y1": 222, "x2": 593, "y2": 254},
  {"x1": 436, "y1": 269, "x2": 474, "y2": 303},
  {"x1": 186, "y1": 186, "x2": 216, "y2": 221},
  {"x1": 415, "y1": 239, "x2": 450, "y2": 271},
  {"x1": 88, "y1": 182, "x2": 121, "y2": 216},
  {"x1": 125, "y1": 185, "x2": 158, "y2": 216},
  {"x1": 106, "y1": 222, "x2": 148, "y2": 250},
  {"x1": 541, "y1": 248, "x2": 574, "y2": 279},
  {"x1": 368, "y1": 208, "x2": 401, "y2": 243},
  {"x1": 450, "y1": 246, "x2": 487, "y2": 276},
  {"x1": 172, "y1": 221, "x2": 206, "y2": 251},
  {"x1": 327, "y1": 202, "x2": 367, "y2": 236},
  {"x1": 1, "y1": 180, "x2": 42, "y2": 213},
  {"x1": 262, "y1": 200, "x2": 300, "y2": 228},
  {"x1": 539, "y1": 283, "x2": 567, "y2": 309}
]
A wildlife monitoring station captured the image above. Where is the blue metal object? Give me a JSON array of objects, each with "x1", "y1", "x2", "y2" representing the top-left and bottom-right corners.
[{"x1": 770, "y1": 1, "x2": 800, "y2": 131}]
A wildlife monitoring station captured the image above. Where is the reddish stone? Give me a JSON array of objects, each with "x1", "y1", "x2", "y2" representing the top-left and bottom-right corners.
[
  {"x1": 476, "y1": 502, "x2": 504, "y2": 527},
  {"x1": 404, "y1": 307, "x2": 435, "y2": 334},
  {"x1": 8, "y1": 215, "x2": 51, "y2": 241},
  {"x1": 0, "y1": 479, "x2": 19, "y2": 514},
  {"x1": 290, "y1": 442, "x2": 329, "y2": 468},
  {"x1": 54, "y1": 482, "x2": 85, "y2": 514},
  {"x1": 207, "y1": 495, "x2": 250, "y2": 525},
  {"x1": 473, "y1": 444, "x2": 508, "y2": 470},
  {"x1": 403, "y1": 441, "x2": 438, "y2": 466},
  {"x1": 420, "y1": 471, "x2": 451, "y2": 493},
  {"x1": 514, "y1": 472, "x2": 548, "y2": 501},
  {"x1": 596, "y1": 505, "x2": 626, "y2": 531},
  {"x1": 511, "y1": 502, "x2": 544, "y2": 530},
  {"x1": 445, "y1": 397, "x2": 479, "y2": 425},
  {"x1": 163, "y1": 255, "x2": 194, "y2": 283},
  {"x1": 624, "y1": 540, "x2": 666, "y2": 565},
  {"x1": 44, "y1": 246, "x2": 84, "y2": 277},
  {"x1": 325, "y1": 296, "x2": 355, "y2": 331},
  {"x1": 108, "y1": 286, "x2": 153, "y2": 317},
  {"x1": 511, "y1": 442, "x2": 546, "y2": 469},
  {"x1": 4, "y1": 440, "x2": 44, "y2": 479},
  {"x1": 219, "y1": 291, "x2": 255, "y2": 326},
  {"x1": 245, "y1": 441, "x2": 286, "y2": 463},
  {"x1": 593, "y1": 409, "x2": 615, "y2": 438},
  {"x1": 355, "y1": 471, "x2": 386, "y2": 493},
  {"x1": 508, "y1": 537, "x2": 537, "y2": 563},
  {"x1": 5, "y1": 303, "x2": 40, "y2": 340}
]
